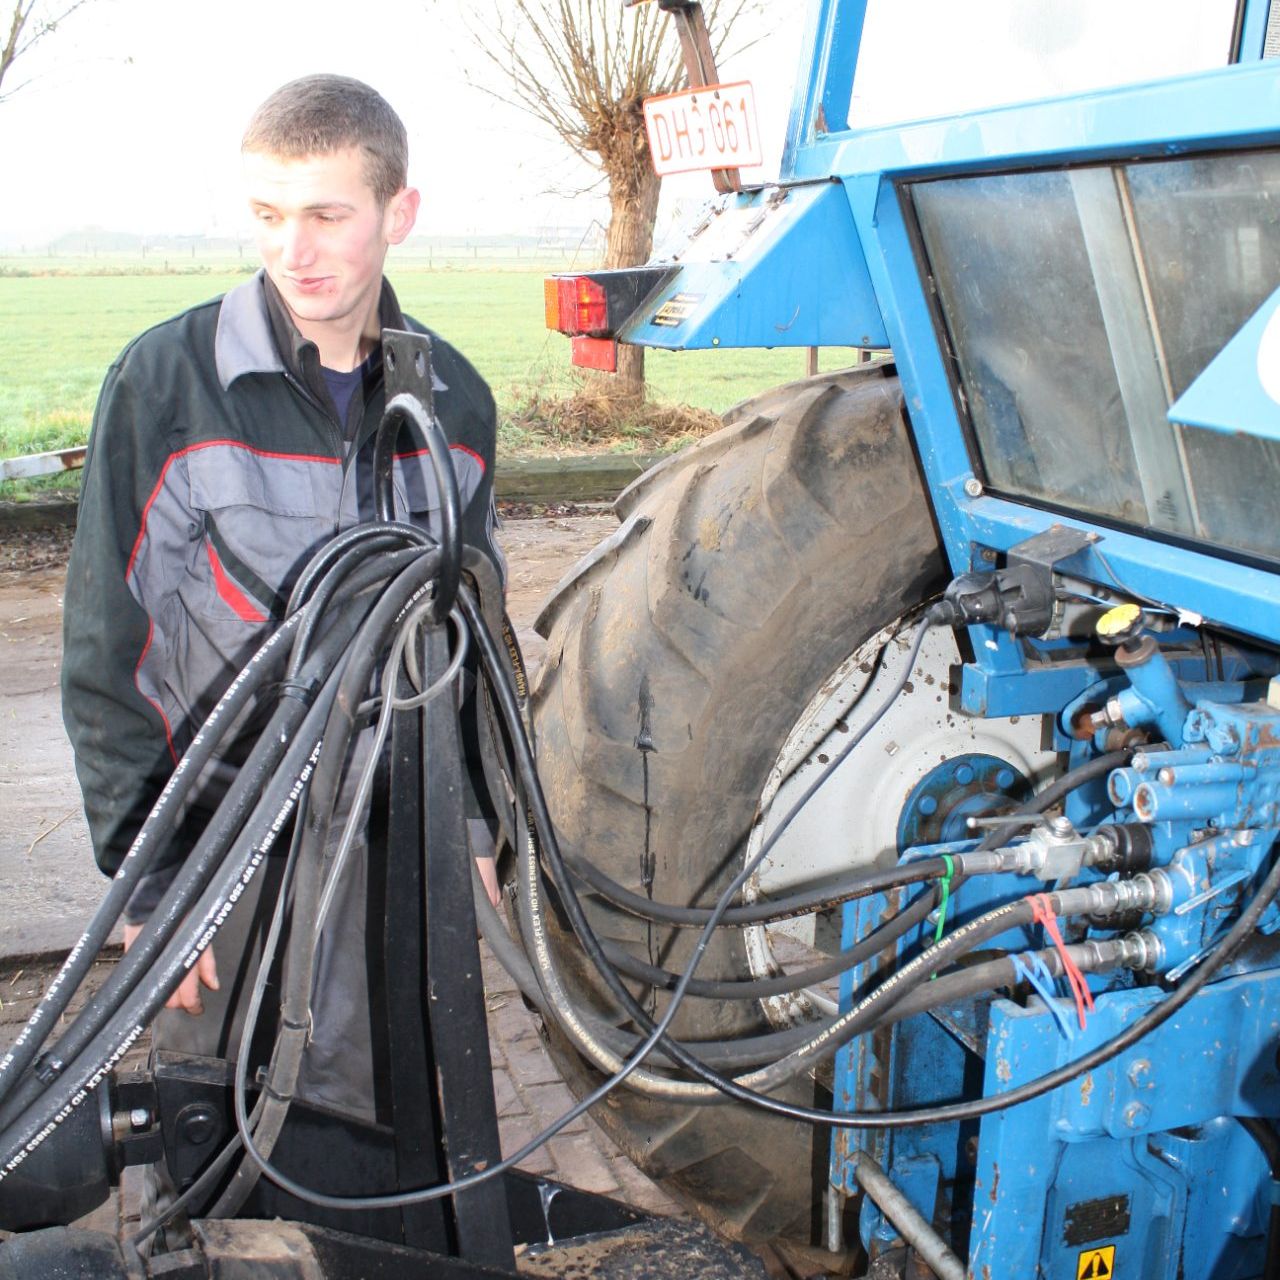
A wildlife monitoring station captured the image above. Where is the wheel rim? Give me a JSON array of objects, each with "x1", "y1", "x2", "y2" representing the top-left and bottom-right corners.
[{"x1": 742, "y1": 606, "x2": 1059, "y2": 1027}]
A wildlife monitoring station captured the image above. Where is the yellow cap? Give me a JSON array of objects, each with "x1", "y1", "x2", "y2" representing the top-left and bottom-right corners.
[{"x1": 1097, "y1": 603, "x2": 1143, "y2": 639}]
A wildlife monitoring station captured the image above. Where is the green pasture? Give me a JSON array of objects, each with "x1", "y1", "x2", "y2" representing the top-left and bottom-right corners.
[{"x1": 0, "y1": 259, "x2": 860, "y2": 493}]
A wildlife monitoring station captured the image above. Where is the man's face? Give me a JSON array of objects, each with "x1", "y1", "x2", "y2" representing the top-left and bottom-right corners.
[{"x1": 244, "y1": 146, "x2": 418, "y2": 339}]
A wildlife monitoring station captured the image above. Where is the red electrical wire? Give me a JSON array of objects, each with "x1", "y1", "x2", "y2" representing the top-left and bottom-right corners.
[{"x1": 1030, "y1": 893, "x2": 1095, "y2": 1030}]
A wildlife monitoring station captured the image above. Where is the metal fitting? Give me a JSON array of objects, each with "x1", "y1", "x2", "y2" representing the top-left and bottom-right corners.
[
  {"x1": 1063, "y1": 873, "x2": 1165, "y2": 919},
  {"x1": 963, "y1": 477, "x2": 983, "y2": 498},
  {"x1": 1114, "y1": 929, "x2": 1163, "y2": 973}
]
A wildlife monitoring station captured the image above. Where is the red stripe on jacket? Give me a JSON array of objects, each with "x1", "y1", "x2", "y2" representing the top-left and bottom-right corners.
[{"x1": 205, "y1": 539, "x2": 268, "y2": 624}]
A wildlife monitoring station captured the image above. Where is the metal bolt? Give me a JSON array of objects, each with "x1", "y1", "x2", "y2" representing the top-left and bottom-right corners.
[
  {"x1": 129, "y1": 1107, "x2": 150, "y2": 1131},
  {"x1": 918, "y1": 795, "x2": 938, "y2": 816},
  {"x1": 954, "y1": 764, "x2": 974, "y2": 785},
  {"x1": 963, "y1": 477, "x2": 983, "y2": 498},
  {"x1": 1123, "y1": 1101, "x2": 1151, "y2": 1129},
  {"x1": 996, "y1": 769, "x2": 1015, "y2": 790},
  {"x1": 1132, "y1": 753, "x2": 1150, "y2": 772},
  {"x1": 1126, "y1": 1059, "x2": 1151, "y2": 1086},
  {"x1": 1157, "y1": 767, "x2": 1175, "y2": 785},
  {"x1": 1234, "y1": 829, "x2": 1253, "y2": 847},
  {"x1": 1048, "y1": 814, "x2": 1073, "y2": 837},
  {"x1": 177, "y1": 1102, "x2": 218, "y2": 1147}
]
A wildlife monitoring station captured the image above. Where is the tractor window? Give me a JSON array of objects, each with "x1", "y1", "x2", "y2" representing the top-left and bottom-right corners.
[
  {"x1": 911, "y1": 150, "x2": 1280, "y2": 564},
  {"x1": 1125, "y1": 152, "x2": 1280, "y2": 559},
  {"x1": 850, "y1": 0, "x2": 1238, "y2": 131}
]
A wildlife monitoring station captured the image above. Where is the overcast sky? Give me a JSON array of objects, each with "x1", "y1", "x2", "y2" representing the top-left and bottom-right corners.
[
  {"x1": 0, "y1": 0, "x2": 1241, "y2": 249},
  {"x1": 0, "y1": 0, "x2": 799, "y2": 247}
]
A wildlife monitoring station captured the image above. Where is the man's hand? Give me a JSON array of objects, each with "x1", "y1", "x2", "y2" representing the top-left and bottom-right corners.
[
  {"x1": 122, "y1": 923, "x2": 219, "y2": 1016},
  {"x1": 476, "y1": 855, "x2": 501, "y2": 909}
]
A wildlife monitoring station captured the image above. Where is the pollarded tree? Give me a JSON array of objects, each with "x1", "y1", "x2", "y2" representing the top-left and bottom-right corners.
[{"x1": 476, "y1": 0, "x2": 756, "y2": 398}]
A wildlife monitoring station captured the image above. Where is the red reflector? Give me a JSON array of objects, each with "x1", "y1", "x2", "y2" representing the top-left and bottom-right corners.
[
  {"x1": 571, "y1": 336, "x2": 617, "y2": 372},
  {"x1": 553, "y1": 276, "x2": 609, "y2": 335}
]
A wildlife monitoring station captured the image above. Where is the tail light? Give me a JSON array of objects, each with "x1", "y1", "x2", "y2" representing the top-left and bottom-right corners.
[{"x1": 545, "y1": 276, "x2": 610, "y2": 336}]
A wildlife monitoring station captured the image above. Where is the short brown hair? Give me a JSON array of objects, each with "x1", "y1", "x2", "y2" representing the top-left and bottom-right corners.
[{"x1": 242, "y1": 75, "x2": 408, "y2": 205}]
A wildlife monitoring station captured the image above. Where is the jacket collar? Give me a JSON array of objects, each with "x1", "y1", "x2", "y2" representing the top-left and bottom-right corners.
[
  {"x1": 214, "y1": 270, "x2": 282, "y2": 390},
  {"x1": 214, "y1": 269, "x2": 413, "y2": 392}
]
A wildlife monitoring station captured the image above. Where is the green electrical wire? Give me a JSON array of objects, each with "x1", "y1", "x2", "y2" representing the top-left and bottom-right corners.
[{"x1": 932, "y1": 854, "x2": 956, "y2": 948}]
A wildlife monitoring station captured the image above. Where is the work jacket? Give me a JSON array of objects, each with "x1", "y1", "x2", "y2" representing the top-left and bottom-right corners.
[{"x1": 62, "y1": 272, "x2": 503, "y2": 917}]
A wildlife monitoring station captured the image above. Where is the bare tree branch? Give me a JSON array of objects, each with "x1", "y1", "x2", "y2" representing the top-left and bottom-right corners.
[{"x1": 0, "y1": 0, "x2": 94, "y2": 102}]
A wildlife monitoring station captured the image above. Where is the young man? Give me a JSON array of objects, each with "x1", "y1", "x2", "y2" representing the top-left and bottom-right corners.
[{"x1": 62, "y1": 76, "x2": 503, "y2": 1116}]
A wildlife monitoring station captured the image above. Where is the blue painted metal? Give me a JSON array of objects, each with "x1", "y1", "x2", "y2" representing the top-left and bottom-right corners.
[
  {"x1": 896, "y1": 753, "x2": 1029, "y2": 851},
  {"x1": 1113, "y1": 649, "x2": 1194, "y2": 747},
  {"x1": 829, "y1": 632, "x2": 1280, "y2": 1273},
  {"x1": 616, "y1": 180, "x2": 886, "y2": 351},
  {"x1": 780, "y1": 0, "x2": 866, "y2": 176},
  {"x1": 1239, "y1": 0, "x2": 1274, "y2": 62},
  {"x1": 969, "y1": 971, "x2": 1280, "y2": 1278},
  {"x1": 1170, "y1": 284, "x2": 1280, "y2": 443}
]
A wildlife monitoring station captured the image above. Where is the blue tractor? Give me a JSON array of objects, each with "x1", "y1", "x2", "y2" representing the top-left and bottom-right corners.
[{"x1": 535, "y1": 2, "x2": 1280, "y2": 1275}]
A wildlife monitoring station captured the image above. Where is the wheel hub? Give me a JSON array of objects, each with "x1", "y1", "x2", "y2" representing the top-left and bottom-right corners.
[
  {"x1": 742, "y1": 608, "x2": 1059, "y2": 1025},
  {"x1": 896, "y1": 752, "x2": 1030, "y2": 850}
]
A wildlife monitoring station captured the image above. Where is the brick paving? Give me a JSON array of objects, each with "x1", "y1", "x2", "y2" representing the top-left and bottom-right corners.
[{"x1": 0, "y1": 939, "x2": 676, "y2": 1242}]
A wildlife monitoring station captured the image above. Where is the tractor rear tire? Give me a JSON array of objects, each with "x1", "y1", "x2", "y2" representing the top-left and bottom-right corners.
[{"x1": 528, "y1": 365, "x2": 947, "y2": 1244}]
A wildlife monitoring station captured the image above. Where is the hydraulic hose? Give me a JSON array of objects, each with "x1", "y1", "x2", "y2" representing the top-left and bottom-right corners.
[
  {"x1": 478, "y1": 599, "x2": 954, "y2": 1101},
  {"x1": 974, "y1": 749, "x2": 1134, "y2": 853},
  {"x1": 286, "y1": 536, "x2": 424, "y2": 678},
  {"x1": 0, "y1": 659, "x2": 351, "y2": 1179},
  {"x1": 287, "y1": 522, "x2": 425, "y2": 615},
  {"x1": 566, "y1": 852, "x2": 952, "y2": 928},
  {"x1": 0, "y1": 602, "x2": 366, "y2": 1134},
  {"x1": 0, "y1": 611, "x2": 302, "y2": 1106},
  {"x1": 373, "y1": 391, "x2": 461, "y2": 620},
  {"x1": 594, "y1": 885, "x2": 943, "y2": 999}
]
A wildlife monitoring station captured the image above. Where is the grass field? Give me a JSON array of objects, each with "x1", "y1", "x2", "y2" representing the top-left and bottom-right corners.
[{"x1": 0, "y1": 258, "x2": 861, "y2": 495}]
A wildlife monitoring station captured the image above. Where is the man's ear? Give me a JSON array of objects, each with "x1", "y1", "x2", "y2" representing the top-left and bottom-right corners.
[{"x1": 385, "y1": 186, "x2": 421, "y2": 245}]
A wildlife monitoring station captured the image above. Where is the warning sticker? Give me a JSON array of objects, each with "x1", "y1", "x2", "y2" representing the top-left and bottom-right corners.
[
  {"x1": 1077, "y1": 1245, "x2": 1116, "y2": 1278},
  {"x1": 650, "y1": 292, "x2": 704, "y2": 328}
]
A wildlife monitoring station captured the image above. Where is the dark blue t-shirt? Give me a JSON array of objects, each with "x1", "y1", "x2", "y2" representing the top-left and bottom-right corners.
[{"x1": 322, "y1": 354, "x2": 377, "y2": 438}]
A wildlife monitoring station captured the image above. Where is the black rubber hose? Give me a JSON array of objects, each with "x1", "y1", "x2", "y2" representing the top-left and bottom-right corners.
[
  {"x1": 567, "y1": 852, "x2": 950, "y2": 928},
  {"x1": 1240, "y1": 1116, "x2": 1280, "y2": 1280},
  {"x1": 285, "y1": 521, "x2": 428, "y2": 616},
  {"x1": 0, "y1": 602, "x2": 366, "y2": 1133},
  {"x1": 285, "y1": 536, "x2": 423, "y2": 678},
  {"x1": 596, "y1": 883, "x2": 943, "y2": 999},
  {"x1": 637, "y1": 844, "x2": 1280, "y2": 1127},
  {"x1": 0, "y1": 659, "x2": 351, "y2": 1176},
  {"x1": 974, "y1": 749, "x2": 1134, "y2": 853},
  {"x1": 877, "y1": 942, "x2": 1120, "y2": 1027},
  {"x1": 373, "y1": 392, "x2": 461, "y2": 621},
  {"x1": 585, "y1": 936, "x2": 1121, "y2": 1074},
  {"x1": 0, "y1": 611, "x2": 302, "y2": 1106},
  {"x1": 468, "y1": 592, "x2": 958, "y2": 1098}
]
